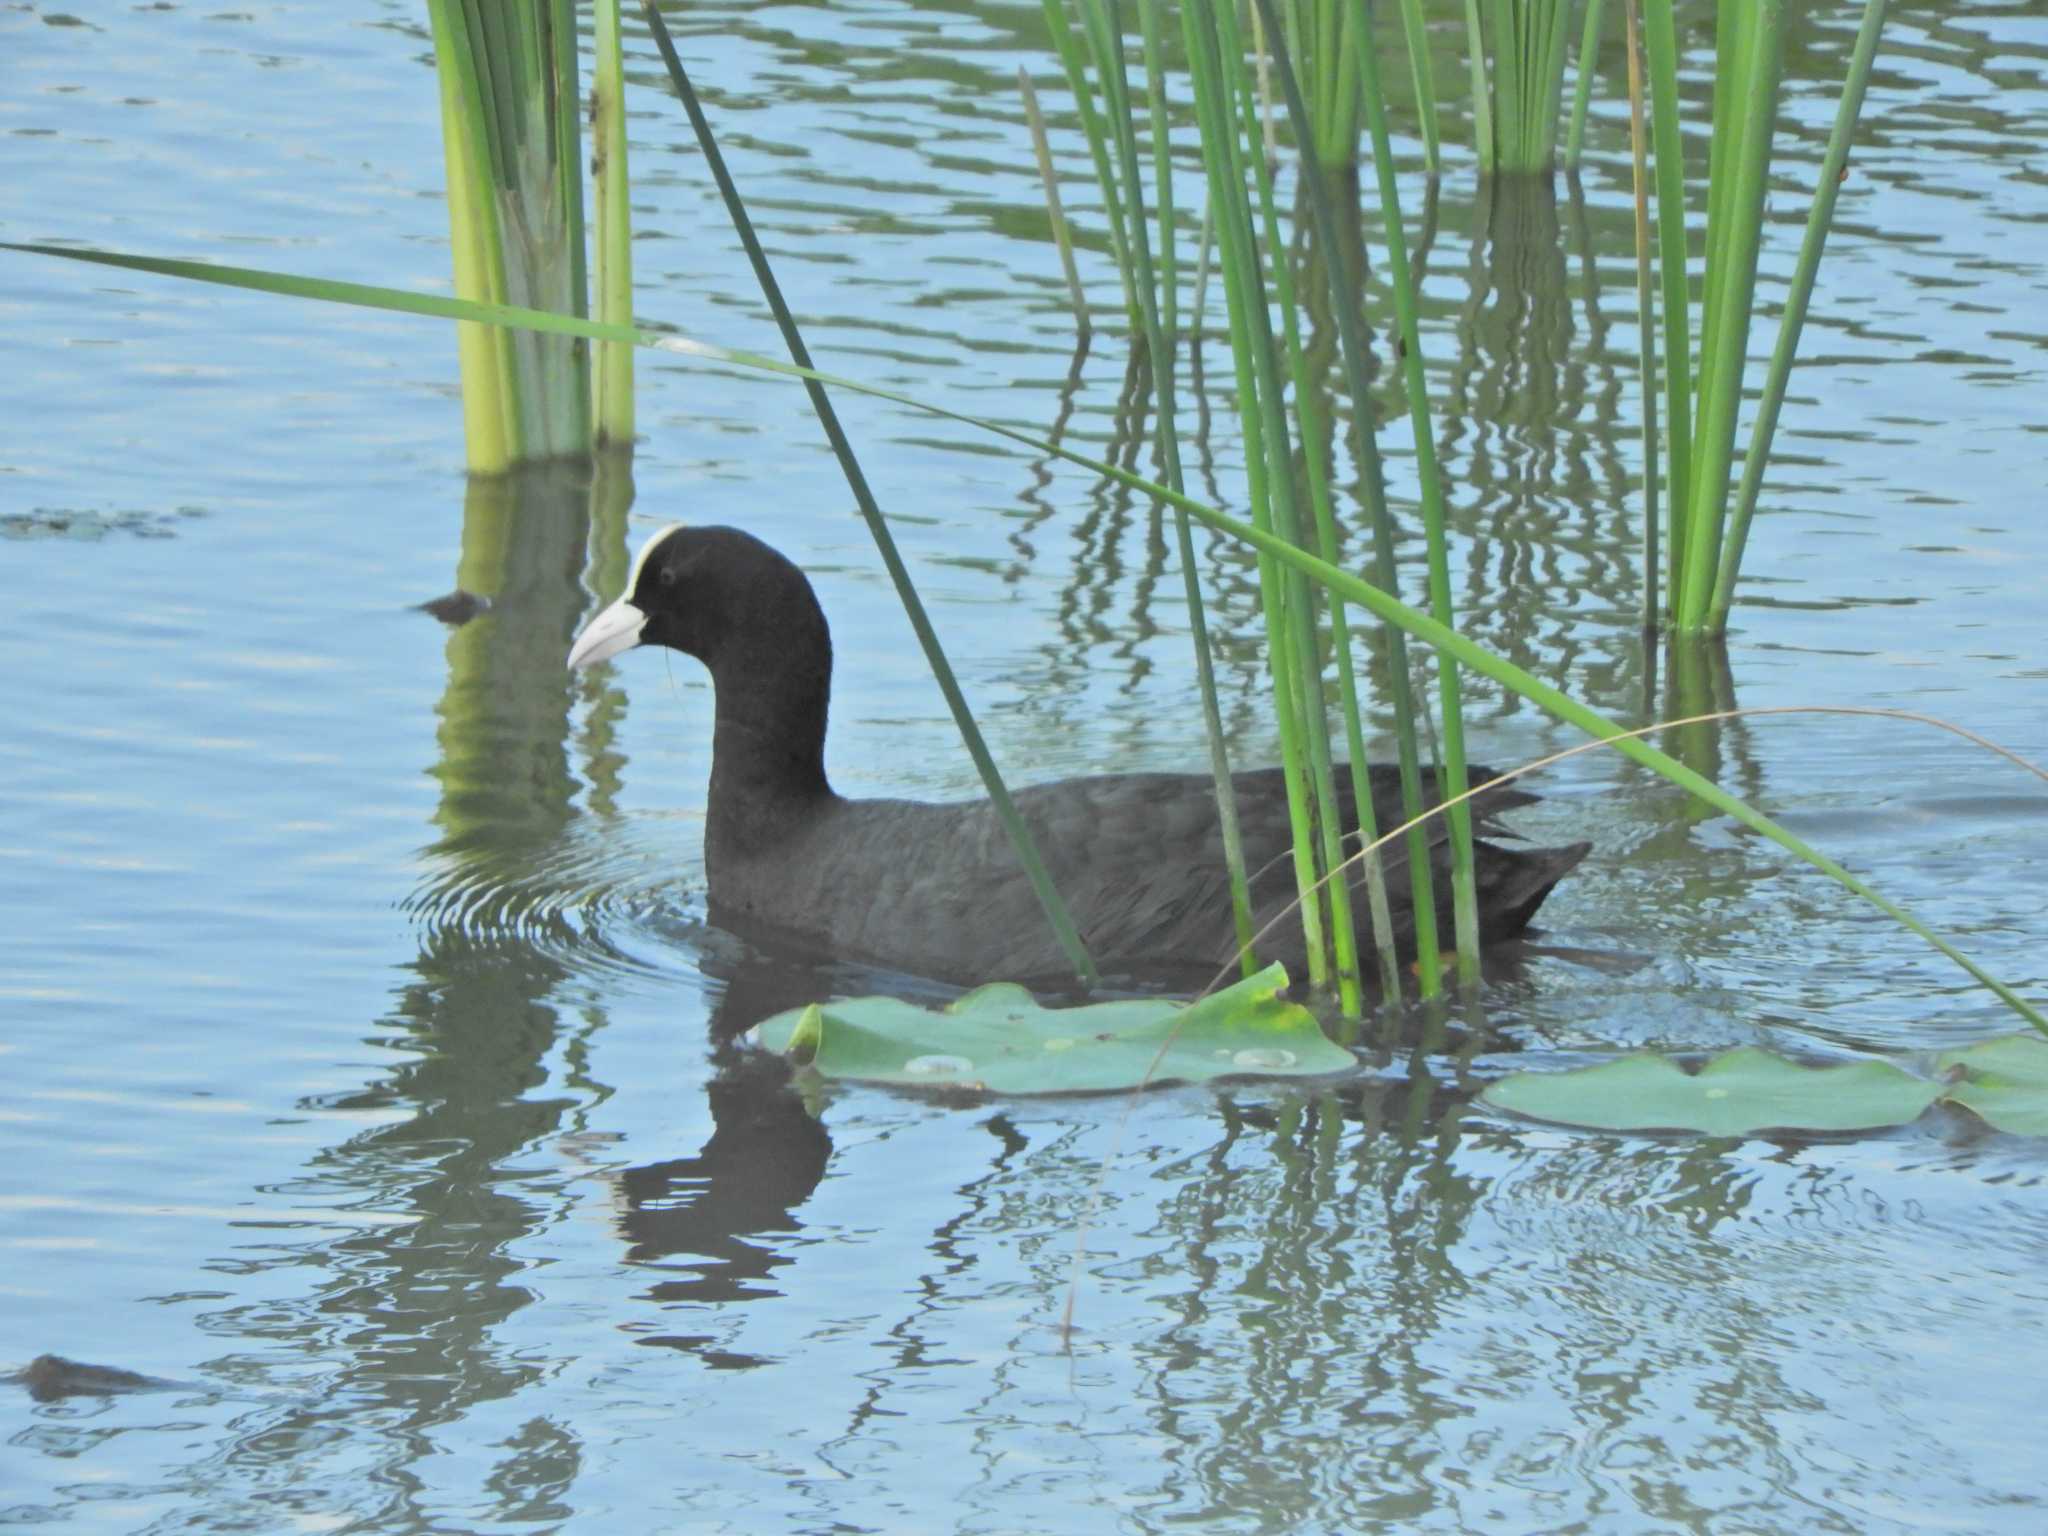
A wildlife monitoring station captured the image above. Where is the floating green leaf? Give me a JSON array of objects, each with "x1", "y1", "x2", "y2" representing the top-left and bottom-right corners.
[
  {"x1": 747, "y1": 963, "x2": 1355, "y2": 1095},
  {"x1": 1484, "y1": 1036, "x2": 2048, "y2": 1138},
  {"x1": 1481, "y1": 1048, "x2": 1940, "y2": 1136},
  {"x1": 1936, "y1": 1035, "x2": 2048, "y2": 1137}
]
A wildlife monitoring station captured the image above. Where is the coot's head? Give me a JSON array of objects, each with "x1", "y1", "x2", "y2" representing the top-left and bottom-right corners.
[{"x1": 567, "y1": 523, "x2": 824, "y2": 673}]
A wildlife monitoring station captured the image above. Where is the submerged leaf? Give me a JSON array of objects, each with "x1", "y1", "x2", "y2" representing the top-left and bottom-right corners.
[
  {"x1": 747, "y1": 962, "x2": 1355, "y2": 1095},
  {"x1": 1936, "y1": 1035, "x2": 2048, "y2": 1137},
  {"x1": 1481, "y1": 1047, "x2": 1941, "y2": 1136}
]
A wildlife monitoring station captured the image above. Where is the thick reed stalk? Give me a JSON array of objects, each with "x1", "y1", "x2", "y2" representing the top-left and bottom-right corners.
[
  {"x1": 426, "y1": 0, "x2": 519, "y2": 472},
  {"x1": 424, "y1": 0, "x2": 592, "y2": 469},
  {"x1": 1282, "y1": 0, "x2": 1361, "y2": 168},
  {"x1": 1472, "y1": 0, "x2": 1573, "y2": 175}
]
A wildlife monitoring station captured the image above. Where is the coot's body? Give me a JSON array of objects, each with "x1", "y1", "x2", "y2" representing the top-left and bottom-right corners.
[{"x1": 569, "y1": 524, "x2": 1587, "y2": 987}]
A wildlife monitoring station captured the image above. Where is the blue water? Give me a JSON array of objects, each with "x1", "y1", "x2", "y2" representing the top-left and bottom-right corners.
[{"x1": 3, "y1": 2, "x2": 2046, "y2": 1530}]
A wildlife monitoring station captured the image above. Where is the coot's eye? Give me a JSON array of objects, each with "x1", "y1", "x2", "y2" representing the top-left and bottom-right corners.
[{"x1": 658, "y1": 565, "x2": 678, "y2": 587}]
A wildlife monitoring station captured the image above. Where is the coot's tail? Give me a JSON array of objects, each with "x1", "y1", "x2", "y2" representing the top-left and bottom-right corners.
[{"x1": 1473, "y1": 838, "x2": 1591, "y2": 943}]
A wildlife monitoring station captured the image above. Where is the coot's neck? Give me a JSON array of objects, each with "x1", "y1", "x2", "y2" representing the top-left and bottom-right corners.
[{"x1": 703, "y1": 630, "x2": 838, "y2": 862}]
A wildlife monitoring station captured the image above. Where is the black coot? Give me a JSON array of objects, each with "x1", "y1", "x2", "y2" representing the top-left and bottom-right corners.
[{"x1": 569, "y1": 524, "x2": 1588, "y2": 987}]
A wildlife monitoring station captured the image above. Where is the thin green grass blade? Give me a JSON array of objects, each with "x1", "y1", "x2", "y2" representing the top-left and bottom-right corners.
[
  {"x1": 14, "y1": 233, "x2": 2044, "y2": 1030},
  {"x1": 636, "y1": 9, "x2": 1099, "y2": 983},
  {"x1": 4, "y1": 241, "x2": 633, "y2": 337}
]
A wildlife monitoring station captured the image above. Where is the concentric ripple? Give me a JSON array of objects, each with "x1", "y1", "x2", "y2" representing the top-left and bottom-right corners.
[{"x1": 402, "y1": 813, "x2": 708, "y2": 983}]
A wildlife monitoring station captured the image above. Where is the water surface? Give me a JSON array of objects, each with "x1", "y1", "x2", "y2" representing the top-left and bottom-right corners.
[{"x1": 3, "y1": 2, "x2": 2046, "y2": 1530}]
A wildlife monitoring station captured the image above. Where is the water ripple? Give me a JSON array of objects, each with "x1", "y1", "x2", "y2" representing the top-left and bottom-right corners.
[{"x1": 401, "y1": 814, "x2": 702, "y2": 984}]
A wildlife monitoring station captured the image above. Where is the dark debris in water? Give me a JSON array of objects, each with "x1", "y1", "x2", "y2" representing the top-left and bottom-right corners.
[
  {"x1": 9, "y1": 1354, "x2": 187, "y2": 1402},
  {"x1": 1, "y1": 505, "x2": 206, "y2": 541},
  {"x1": 415, "y1": 589, "x2": 492, "y2": 626}
]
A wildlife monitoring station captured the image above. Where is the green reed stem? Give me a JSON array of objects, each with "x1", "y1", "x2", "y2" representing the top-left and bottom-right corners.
[
  {"x1": 1462, "y1": 0, "x2": 1493, "y2": 176},
  {"x1": 590, "y1": 0, "x2": 634, "y2": 450},
  {"x1": 1482, "y1": 0, "x2": 1574, "y2": 175},
  {"x1": 1124, "y1": 0, "x2": 1260, "y2": 972},
  {"x1": 1625, "y1": 0, "x2": 1660, "y2": 631},
  {"x1": 1284, "y1": 0, "x2": 1361, "y2": 168},
  {"x1": 1639, "y1": 0, "x2": 1692, "y2": 605},
  {"x1": 1351, "y1": 0, "x2": 1482, "y2": 981},
  {"x1": 423, "y1": 0, "x2": 603, "y2": 469},
  {"x1": 1227, "y1": 1, "x2": 1372, "y2": 1014},
  {"x1": 426, "y1": 0, "x2": 518, "y2": 472},
  {"x1": 1213, "y1": 0, "x2": 1366, "y2": 1010},
  {"x1": 1675, "y1": 0, "x2": 1781, "y2": 632},
  {"x1": 1181, "y1": 0, "x2": 1334, "y2": 990},
  {"x1": 1253, "y1": 0, "x2": 1407, "y2": 999},
  {"x1": 1043, "y1": 0, "x2": 1139, "y2": 328},
  {"x1": 1540, "y1": 0, "x2": 1575, "y2": 173},
  {"x1": 1565, "y1": 0, "x2": 1604, "y2": 170},
  {"x1": 1395, "y1": 0, "x2": 1441, "y2": 172},
  {"x1": 641, "y1": 3, "x2": 1097, "y2": 982},
  {"x1": 1708, "y1": 0, "x2": 1888, "y2": 632},
  {"x1": 1019, "y1": 67, "x2": 1093, "y2": 336},
  {"x1": 1288, "y1": 0, "x2": 1452, "y2": 997}
]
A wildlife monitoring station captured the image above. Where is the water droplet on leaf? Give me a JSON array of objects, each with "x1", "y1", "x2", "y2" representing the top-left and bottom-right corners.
[{"x1": 1233, "y1": 1048, "x2": 1297, "y2": 1070}]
